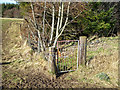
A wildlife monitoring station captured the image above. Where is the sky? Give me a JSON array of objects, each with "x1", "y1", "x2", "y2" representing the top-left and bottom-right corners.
[{"x1": 0, "y1": 0, "x2": 17, "y2": 4}]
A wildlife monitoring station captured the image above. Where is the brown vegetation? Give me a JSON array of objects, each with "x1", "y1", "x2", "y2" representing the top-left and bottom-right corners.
[{"x1": 1, "y1": 19, "x2": 119, "y2": 88}]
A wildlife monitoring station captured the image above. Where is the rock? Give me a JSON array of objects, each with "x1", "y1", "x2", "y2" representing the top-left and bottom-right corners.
[{"x1": 95, "y1": 40, "x2": 100, "y2": 43}]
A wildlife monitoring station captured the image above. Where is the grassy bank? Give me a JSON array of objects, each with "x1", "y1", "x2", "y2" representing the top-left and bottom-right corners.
[{"x1": 1, "y1": 18, "x2": 119, "y2": 88}]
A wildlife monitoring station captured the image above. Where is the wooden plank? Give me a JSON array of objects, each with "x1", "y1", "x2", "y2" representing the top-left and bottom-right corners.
[{"x1": 79, "y1": 36, "x2": 87, "y2": 66}]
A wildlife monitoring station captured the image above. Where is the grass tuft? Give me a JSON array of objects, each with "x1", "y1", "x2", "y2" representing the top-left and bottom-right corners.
[{"x1": 96, "y1": 72, "x2": 110, "y2": 82}]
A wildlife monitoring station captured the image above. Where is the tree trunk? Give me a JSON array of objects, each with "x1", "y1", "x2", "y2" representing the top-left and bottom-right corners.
[
  {"x1": 42, "y1": 1, "x2": 46, "y2": 50},
  {"x1": 55, "y1": 2, "x2": 61, "y2": 40},
  {"x1": 49, "y1": 3, "x2": 55, "y2": 46},
  {"x1": 59, "y1": 2, "x2": 64, "y2": 30},
  {"x1": 48, "y1": 47, "x2": 57, "y2": 74},
  {"x1": 38, "y1": 30, "x2": 44, "y2": 52}
]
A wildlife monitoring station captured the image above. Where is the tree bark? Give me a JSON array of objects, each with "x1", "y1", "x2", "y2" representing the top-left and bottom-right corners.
[
  {"x1": 59, "y1": 2, "x2": 64, "y2": 30},
  {"x1": 38, "y1": 30, "x2": 44, "y2": 52},
  {"x1": 48, "y1": 47, "x2": 57, "y2": 74},
  {"x1": 42, "y1": 0, "x2": 46, "y2": 51},
  {"x1": 55, "y1": 2, "x2": 61, "y2": 40},
  {"x1": 49, "y1": 3, "x2": 55, "y2": 46}
]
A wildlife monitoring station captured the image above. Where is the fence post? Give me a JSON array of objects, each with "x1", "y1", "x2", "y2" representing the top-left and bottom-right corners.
[
  {"x1": 48, "y1": 47, "x2": 57, "y2": 74},
  {"x1": 79, "y1": 36, "x2": 87, "y2": 66}
]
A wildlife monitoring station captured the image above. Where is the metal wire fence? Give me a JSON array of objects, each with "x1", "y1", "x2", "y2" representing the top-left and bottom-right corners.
[{"x1": 57, "y1": 40, "x2": 79, "y2": 73}]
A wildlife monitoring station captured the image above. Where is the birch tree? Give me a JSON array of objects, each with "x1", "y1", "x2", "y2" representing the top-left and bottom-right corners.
[
  {"x1": 30, "y1": 2, "x2": 45, "y2": 52},
  {"x1": 20, "y1": 2, "x2": 85, "y2": 60},
  {"x1": 29, "y1": 2, "x2": 71, "y2": 50}
]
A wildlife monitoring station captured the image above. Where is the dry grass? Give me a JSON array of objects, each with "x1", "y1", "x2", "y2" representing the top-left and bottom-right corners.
[
  {"x1": 2, "y1": 18, "x2": 119, "y2": 88},
  {"x1": 0, "y1": 18, "x2": 23, "y2": 20},
  {"x1": 64, "y1": 36, "x2": 119, "y2": 88}
]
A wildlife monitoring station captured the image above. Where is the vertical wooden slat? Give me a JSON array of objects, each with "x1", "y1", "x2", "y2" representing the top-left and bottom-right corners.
[
  {"x1": 28, "y1": 31, "x2": 31, "y2": 47},
  {"x1": 79, "y1": 36, "x2": 87, "y2": 66}
]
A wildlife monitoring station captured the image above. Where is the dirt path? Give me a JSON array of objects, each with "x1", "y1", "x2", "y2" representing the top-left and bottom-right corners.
[{"x1": 2, "y1": 67, "x2": 79, "y2": 88}]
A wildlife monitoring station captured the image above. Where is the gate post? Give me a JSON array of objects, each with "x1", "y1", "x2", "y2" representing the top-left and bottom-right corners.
[
  {"x1": 48, "y1": 47, "x2": 57, "y2": 74},
  {"x1": 79, "y1": 36, "x2": 87, "y2": 66}
]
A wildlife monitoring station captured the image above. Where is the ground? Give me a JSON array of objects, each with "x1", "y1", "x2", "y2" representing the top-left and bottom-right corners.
[{"x1": 1, "y1": 18, "x2": 119, "y2": 88}]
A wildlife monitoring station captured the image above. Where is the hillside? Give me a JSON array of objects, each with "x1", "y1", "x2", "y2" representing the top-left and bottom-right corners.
[
  {"x1": 1, "y1": 18, "x2": 119, "y2": 88},
  {"x1": 2, "y1": 3, "x2": 22, "y2": 18}
]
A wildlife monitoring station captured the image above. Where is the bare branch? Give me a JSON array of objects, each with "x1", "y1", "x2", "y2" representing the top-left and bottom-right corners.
[
  {"x1": 45, "y1": 19, "x2": 51, "y2": 28},
  {"x1": 28, "y1": 16, "x2": 42, "y2": 31},
  {"x1": 30, "y1": 1, "x2": 44, "y2": 52},
  {"x1": 28, "y1": 17, "x2": 36, "y2": 27},
  {"x1": 27, "y1": 24, "x2": 36, "y2": 40},
  {"x1": 66, "y1": 13, "x2": 80, "y2": 26},
  {"x1": 35, "y1": 13, "x2": 42, "y2": 17},
  {"x1": 31, "y1": 2, "x2": 37, "y2": 28},
  {"x1": 57, "y1": 2, "x2": 70, "y2": 39}
]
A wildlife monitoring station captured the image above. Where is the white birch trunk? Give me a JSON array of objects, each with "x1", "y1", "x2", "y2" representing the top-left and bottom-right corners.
[
  {"x1": 31, "y1": 2, "x2": 37, "y2": 28},
  {"x1": 42, "y1": 1, "x2": 46, "y2": 51},
  {"x1": 38, "y1": 30, "x2": 44, "y2": 52},
  {"x1": 55, "y1": 2, "x2": 61, "y2": 39},
  {"x1": 49, "y1": 3, "x2": 55, "y2": 46},
  {"x1": 42, "y1": 0, "x2": 46, "y2": 35},
  {"x1": 53, "y1": 2, "x2": 70, "y2": 47},
  {"x1": 59, "y1": 2, "x2": 64, "y2": 30}
]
